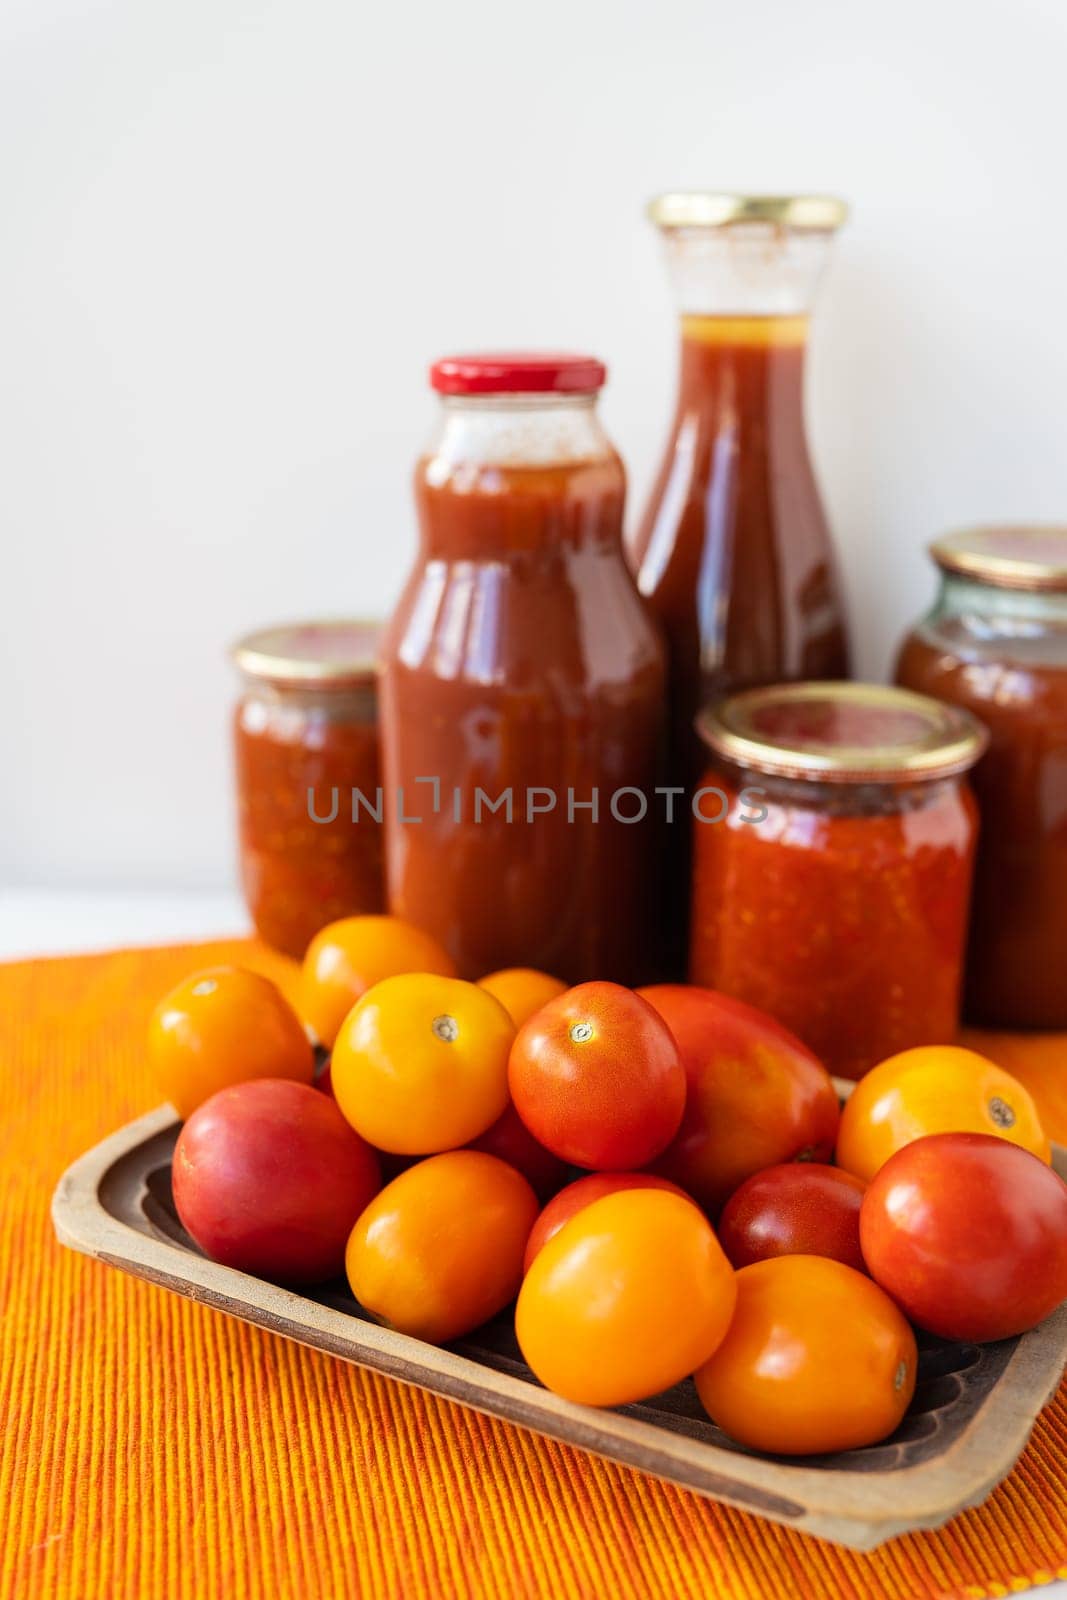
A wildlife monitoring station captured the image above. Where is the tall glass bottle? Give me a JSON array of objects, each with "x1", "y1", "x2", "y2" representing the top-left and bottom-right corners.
[{"x1": 630, "y1": 193, "x2": 852, "y2": 961}]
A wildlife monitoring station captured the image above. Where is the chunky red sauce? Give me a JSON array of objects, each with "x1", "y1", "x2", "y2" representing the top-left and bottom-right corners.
[
  {"x1": 898, "y1": 622, "x2": 1067, "y2": 1028},
  {"x1": 234, "y1": 683, "x2": 383, "y2": 958},
  {"x1": 381, "y1": 441, "x2": 665, "y2": 983}
]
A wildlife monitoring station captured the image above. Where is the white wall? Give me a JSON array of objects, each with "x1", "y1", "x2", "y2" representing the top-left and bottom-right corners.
[{"x1": 4, "y1": 0, "x2": 1067, "y2": 889}]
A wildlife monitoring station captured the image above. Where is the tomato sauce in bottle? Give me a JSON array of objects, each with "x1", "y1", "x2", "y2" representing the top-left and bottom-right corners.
[
  {"x1": 631, "y1": 195, "x2": 852, "y2": 965},
  {"x1": 380, "y1": 354, "x2": 666, "y2": 984},
  {"x1": 896, "y1": 526, "x2": 1067, "y2": 1029}
]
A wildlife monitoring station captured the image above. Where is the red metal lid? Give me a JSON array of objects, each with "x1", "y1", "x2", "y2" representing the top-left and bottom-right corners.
[{"x1": 429, "y1": 353, "x2": 607, "y2": 396}]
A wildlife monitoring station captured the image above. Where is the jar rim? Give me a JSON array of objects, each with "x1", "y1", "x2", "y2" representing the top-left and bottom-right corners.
[
  {"x1": 696, "y1": 682, "x2": 988, "y2": 784},
  {"x1": 230, "y1": 619, "x2": 382, "y2": 687},
  {"x1": 647, "y1": 193, "x2": 849, "y2": 232},
  {"x1": 931, "y1": 525, "x2": 1067, "y2": 593}
]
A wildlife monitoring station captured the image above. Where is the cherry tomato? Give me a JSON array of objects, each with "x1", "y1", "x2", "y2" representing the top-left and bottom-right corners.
[
  {"x1": 468, "y1": 1102, "x2": 568, "y2": 1201},
  {"x1": 860, "y1": 1132, "x2": 1067, "y2": 1341},
  {"x1": 149, "y1": 965, "x2": 314, "y2": 1119},
  {"x1": 172, "y1": 1078, "x2": 380, "y2": 1283},
  {"x1": 331, "y1": 973, "x2": 513, "y2": 1154},
  {"x1": 516, "y1": 1189, "x2": 736, "y2": 1407},
  {"x1": 638, "y1": 984, "x2": 839, "y2": 1212},
  {"x1": 695, "y1": 1256, "x2": 916, "y2": 1455},
  {"x1": 301, "y1": 915, "x2": 457, "y2": 1048},
  {"x1": 718, "y1": 1163, "x2": 867, "y2": 1271},
  {"x1": 346, "y1": 1151, "x2": 538, "y2": 1343},
  {"x1": 508, "y1": 982, "x2": 685, "y2": 1169},
  {"x1": 523, "y1": 1171, "x2": 691, "y2": 1273},
  {"x1": 477, "y1": 968, "x2": 568, "y2": 1028},
  {"x1": 836, "y1": 1045, "x2": 1050, "y2": 1184}
]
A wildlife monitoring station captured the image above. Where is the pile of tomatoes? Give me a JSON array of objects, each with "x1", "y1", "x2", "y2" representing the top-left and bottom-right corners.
[{"x1": 149, "y1": 915, "x2": 1067, "y2": 1458}]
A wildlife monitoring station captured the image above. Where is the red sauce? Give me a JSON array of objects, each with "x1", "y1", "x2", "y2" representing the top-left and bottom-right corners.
[
  {"x1": 897, "y1": 622, "x2": 1067, "y2": 1028},
  {"x1": 688, "y1": 686, "x2": 983, "y2": 1079},
  {"x1": 233, "y1": 637, "x2": 384, "y2": 958},
  {"x1": 381, "y1": 439, "x2": 665, "y2": 984},
  {"x1": 630, "y1": 316, "x2": 850, "y2": 963}
]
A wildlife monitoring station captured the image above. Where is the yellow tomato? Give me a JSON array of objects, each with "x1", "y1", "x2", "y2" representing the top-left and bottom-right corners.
[
  {"x1": 836, "y1": 1045, "x2": 1051, "y2": 1183},
  {"x1": 476, "y1": 968, "x2": 568, "y2": 1028},
  {"x1": 301, "y1": 915, "x2": 457, "y2": 1048},
  {"x1": 346, "y1": 1151, "x2": 538, "y2": 1343},
  {"x1": 515, "y1": 1189, "x2": 736, "y2": 1407},
  {"x1": 149, "y1": 965, "x2": 314, "y2": 1118},
  {"x1": 330, "y1": 973, "x2": 514, "y2": 1154}
]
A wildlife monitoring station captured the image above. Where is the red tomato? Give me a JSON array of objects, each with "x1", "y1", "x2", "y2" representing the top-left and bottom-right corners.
[
  {"x1": 717, "y1": 1164, "x2": 866, "y2": 1271},
  {"x1": 523, "y1": 1171, "x2": 690, "y2": 1273},
  {"x1": 508, "y1": 982, "x2": 685, "y2": 1170},
  {"x1": 860, "y1": 1132, "x2": 1067, "y2": 1342},
  {"x1": 638, "y1": 984, "x2": 839, "y2": 1212},
  {"x1": 172, "y1": 1078, "x2": 380, "y2": 1284},
  {"x1": 468, "y1": 1103, "x2": 568, "y2": 1201}
]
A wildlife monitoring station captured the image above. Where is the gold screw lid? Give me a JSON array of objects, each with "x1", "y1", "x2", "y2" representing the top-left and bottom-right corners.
[
  {"x1": 930, "y1": 525, "x2": 1067, "y2": 593},
  {"x1": 697, "y1": 682, "x2": 988, "y2": 784},
  {"x1": 647, "y1": 193, "x2": 849, "y2": 231},
  {"x1": 230, "y1": 619, "x2": 383, "y2": 687}
]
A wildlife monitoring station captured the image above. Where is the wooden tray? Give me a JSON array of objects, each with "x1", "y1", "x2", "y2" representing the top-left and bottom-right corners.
[{"x1": 52, "y1": 1107, "x2": 1067, "y2": 1550}]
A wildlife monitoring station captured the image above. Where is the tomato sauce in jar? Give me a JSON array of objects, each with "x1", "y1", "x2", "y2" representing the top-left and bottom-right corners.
[
  {"x1": 232, "y1": 621, "x2": 384, "y2": 958},
  {"x1": 896, "y1": 526, "x2": 1067, "y2": 1028},
  {"x1": 689, "y1": 683, "x2": 987, "y2": 1079},
  {"x1": 380, "y1": 353, "x2": 666, "y2": 983}
]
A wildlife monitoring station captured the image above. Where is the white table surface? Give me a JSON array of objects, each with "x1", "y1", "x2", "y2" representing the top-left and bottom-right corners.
[{"x1": 5, "y1": 885, "x2": 1066, "y2": 1597}]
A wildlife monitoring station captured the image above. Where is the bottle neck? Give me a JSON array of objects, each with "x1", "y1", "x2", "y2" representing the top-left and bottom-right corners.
[{"x1": 676, "y1": 313, "x2": 809, "y2": 408}]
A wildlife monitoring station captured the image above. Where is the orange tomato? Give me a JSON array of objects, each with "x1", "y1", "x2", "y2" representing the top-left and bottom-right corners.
[
  {"x1": 345, "y1": 1151, "x2": 538, "y2": 1343},
  {"x1": 149, "y1": 965, "x2": 313, "y2": 1118},
  {"x1": 516, "y1": 1189, "x2": 736, "y2": 1406},
  {"x1": 836, "y1": 1045, "x2": 1050, "y2": 1183},
  {"x1": 477, "y1": 968, "x2": 568, "y2": 1028},
  {"x1": 330, "y1": 973, "x2": 513, "y2": 1154},
  {"x1": 694, "y1": 1256, "x2": 916, "y2": 1455},
  {"x1": 301, "y1": 915, "x2": 457, "y2": 1047}
]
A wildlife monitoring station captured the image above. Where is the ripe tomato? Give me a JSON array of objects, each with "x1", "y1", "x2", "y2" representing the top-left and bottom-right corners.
[
  {"x1": 638, "y1": 984, "x2": 839, "y2": 1212},
  {"x1": 695, "y1": 1256, "x2": 916, "y2": 1455},
  {"x1": 477, "y1": 968, "x2": 568, "y2": 1028},
  {"x1": 346, "y1": 1151, "x2": 538, "y2": 1343},
  {"x1": 149, "y1": 965, "x2": 314, "y2": 1119},
  {"x1": 172, "y1": 1078, "x2": 380, "y2": 1283},
  {"x1": 508, "y1": 982, "x2": 685, "y2": 1169},
  {"x1": 718, "y1": 1164, "x2": 867, "y2": 1272},
  {"x1": 516, "y1": 1189, "x2": 736, "y2": 1407},
  {"x1": 523, "y1": 1171, "x2": 691, "y2": 1273},
  {"x1": 836, "y1": 1045, "x2": 1050, "y2": 1184},
  {"x1": 467, "y1": 1103, "x2": 568, "y2": 1201},
  {"x1": 301, "y1": 915, "x2": 457, "y2": 1048},
  {"x1": 860, "y1": 1132, "x2": 1067, "y2": 1341},
  {"x1": 331, "y1": 973, "x2": 513, "y2": 1154}
]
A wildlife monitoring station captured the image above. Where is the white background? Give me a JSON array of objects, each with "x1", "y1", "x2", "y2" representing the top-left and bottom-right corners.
[{"x1": 5, "y1": 0, "x2": 1067, "y2": 893}]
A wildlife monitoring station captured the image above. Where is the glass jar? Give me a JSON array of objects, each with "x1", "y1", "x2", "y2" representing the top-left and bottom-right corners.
[
  {"x1": 896, "y1": 526, "x2": 1067, "y2": 1029},
  {"x1": 231, "y1": 620, "x2": 384, "y2": 958},
  {"x1": 630, "y1": 194, "x2": 853, "y2": 966},
  {"x1": 689, "y1": 683, "x2": 987, "y2": 1079},
  {"x1": 380, "y1": 352, "x2": 666, "y2": 983}
]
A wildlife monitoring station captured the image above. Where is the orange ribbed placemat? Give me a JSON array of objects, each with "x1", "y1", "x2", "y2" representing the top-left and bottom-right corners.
[{"x1": 3, "y1": 940, "x2": 1067, "y2": 1600}]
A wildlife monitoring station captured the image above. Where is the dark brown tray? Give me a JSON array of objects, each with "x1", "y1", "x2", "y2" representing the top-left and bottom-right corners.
[{"x1": 52, "y1": 1106, "x2": 1067, "y2": 1550}]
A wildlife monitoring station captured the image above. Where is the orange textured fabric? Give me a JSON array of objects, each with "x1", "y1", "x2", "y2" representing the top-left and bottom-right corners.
[{"x1": 3, "y1": 940, "x2": 1067, "y2": 1600}]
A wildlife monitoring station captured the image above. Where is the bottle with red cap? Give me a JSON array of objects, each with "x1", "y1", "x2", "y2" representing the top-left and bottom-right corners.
[{"x1": 379, "y1": 352, "x2": 666, "y2": 984}]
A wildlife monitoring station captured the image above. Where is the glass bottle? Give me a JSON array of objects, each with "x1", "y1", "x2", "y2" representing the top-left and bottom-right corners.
[
  {"x1": 380, "y1": 352, "x2": 666, "y2": 984},
  {"x1": 631, "y1": 194, "x2": 852, "y2": 963},
  {"x1": 896, "y1": 526, "x2": 1067, "y2": 1029}
]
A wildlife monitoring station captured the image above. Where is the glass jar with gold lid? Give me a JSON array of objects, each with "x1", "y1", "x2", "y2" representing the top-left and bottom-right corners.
[
  {"x1": 689, "y1": 681, "x2": 987, "y2": 1079},
  {"x1": 896, "y1": 526, "x2": 1067, "y2": 1029},
  {"x1": 231, "y1": 620, "x2": 384, "y2": 958}
]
